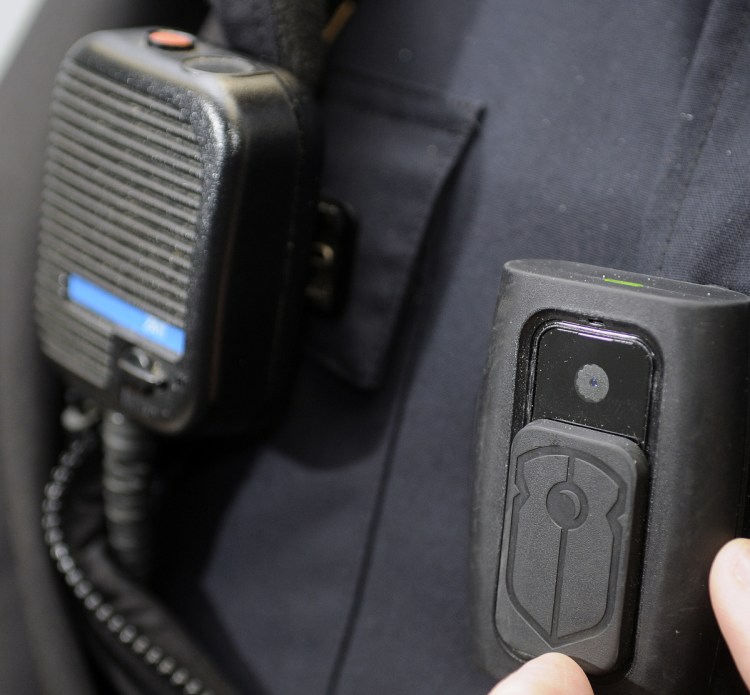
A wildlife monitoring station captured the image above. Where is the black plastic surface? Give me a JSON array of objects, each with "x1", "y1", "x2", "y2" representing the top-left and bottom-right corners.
[
  {"x1": 532, "y1": 323, "x2": 654, "y2": 443},
  {"x1": 34, "y1": 28, "x2": 321, "y2": 434},
  {"x1": 473, "y1": 259, "x2": 750, "y2": 693},
  {"x1": 496, "y1": 419, "x2": 646, "y2": 675}
]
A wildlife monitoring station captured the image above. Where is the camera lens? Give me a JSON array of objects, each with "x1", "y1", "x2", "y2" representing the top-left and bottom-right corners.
[{"x1": 575, "y1": 364, "x2": 609, "y2": 403}]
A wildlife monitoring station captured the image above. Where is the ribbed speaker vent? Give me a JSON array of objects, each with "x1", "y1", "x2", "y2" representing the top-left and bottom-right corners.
[{"x1": 36, "y1": 58, "x2": 203, "y2": 387}]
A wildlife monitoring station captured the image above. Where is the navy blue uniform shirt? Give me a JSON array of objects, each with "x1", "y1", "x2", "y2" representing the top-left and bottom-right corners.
[{"x1": 0, "y1": 0, "x2": 748, "y2": 692}]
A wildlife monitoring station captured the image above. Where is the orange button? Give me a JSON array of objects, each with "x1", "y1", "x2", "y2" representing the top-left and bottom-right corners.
[{"x1": 148, "y1": 29, "x2": 195, "y2": 50}]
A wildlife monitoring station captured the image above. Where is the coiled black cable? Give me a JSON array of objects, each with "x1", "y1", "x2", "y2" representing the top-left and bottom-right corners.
[
  {"x1": 43, "y1": 404, "x2": 242, "y2": 695},
  {"x1": 101, "y1": 411, "x2": 155, "y2": 579}
]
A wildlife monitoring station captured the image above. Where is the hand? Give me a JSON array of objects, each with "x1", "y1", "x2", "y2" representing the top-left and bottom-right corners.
[
  {"x1": 488, "y1": 537, "x2": 750, "y2": 695},
  {"x1": 710, "y1": 537, "x2": 750, "y2": 688},
  {"x1": 487, "y1": 652, "x2": 594, "y2": 695}
]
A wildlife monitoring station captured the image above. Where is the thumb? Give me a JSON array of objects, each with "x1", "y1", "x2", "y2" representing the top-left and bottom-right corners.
[
  {"x1": 710, "y1": 538, "x2": 750, "y2": 688},
  {"x1": 488, "y1": 652, "x2": 595, "y2": 695}
]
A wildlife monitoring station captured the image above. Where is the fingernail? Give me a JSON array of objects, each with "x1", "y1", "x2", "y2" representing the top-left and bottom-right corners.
[{"x1": 730, "y1": 541, "x2": 750, "y2": 591}]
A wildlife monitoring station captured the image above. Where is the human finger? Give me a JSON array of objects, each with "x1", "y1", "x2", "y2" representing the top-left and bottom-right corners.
[
  {"x1": 487, "y1": 652, "x2": 595, "y2": 695},
  {"x1": 710, "y1": 537, "x2": 750, "y2": 688}
]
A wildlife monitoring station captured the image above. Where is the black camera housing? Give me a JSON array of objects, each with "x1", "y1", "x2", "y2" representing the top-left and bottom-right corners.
[
  {"x1": 473, "y1": 260, "x2": 750, "y2": 692},
  {"x1": 35, "y1": 28, "x2": 321, "y2": 434}
]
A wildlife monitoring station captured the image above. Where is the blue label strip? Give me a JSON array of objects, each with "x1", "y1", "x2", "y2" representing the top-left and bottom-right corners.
[{"x1": 67, "y1": 274, "x2": 186, "y2": 356}]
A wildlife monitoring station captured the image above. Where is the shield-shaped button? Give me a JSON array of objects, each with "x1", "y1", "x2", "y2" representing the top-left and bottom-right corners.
[{"x1": 495, "y1": 419, "x2": 646, "y2": 674}]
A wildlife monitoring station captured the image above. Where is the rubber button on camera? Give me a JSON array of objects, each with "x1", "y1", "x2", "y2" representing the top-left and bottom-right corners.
[
  {"x1": 148, "y1": 30, "x2": 195, "y2": 51},
  {"x1": 495, "y1": 419, "x2": 646, "y2": 675}
]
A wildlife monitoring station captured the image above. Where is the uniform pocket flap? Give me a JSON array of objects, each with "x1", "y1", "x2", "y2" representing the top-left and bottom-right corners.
[{"x1": 308, "y1": 69, "x2": 483, "y2": 389}]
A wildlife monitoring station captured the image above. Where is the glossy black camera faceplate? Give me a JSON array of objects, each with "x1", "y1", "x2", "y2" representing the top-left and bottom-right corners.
[{"x1": 531, "y1": 322, "x2": 655, "y2": 444}]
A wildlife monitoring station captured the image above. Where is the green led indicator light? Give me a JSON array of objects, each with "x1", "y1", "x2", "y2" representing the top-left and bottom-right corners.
[{"x1": 603, "y1": 277, "x2": 644, "y2": 288}]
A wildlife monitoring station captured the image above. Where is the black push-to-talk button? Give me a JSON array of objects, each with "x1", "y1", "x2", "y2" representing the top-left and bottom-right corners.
[{"x1": 495, "y1": 419, "x2": 646, "y2": 675}]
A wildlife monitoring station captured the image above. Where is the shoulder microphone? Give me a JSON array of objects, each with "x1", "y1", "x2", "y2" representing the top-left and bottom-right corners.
[
  {"x1": 35, "y1": 27, "x2": 321, "y2": 434},
  {"x1": 34, "y1": 29, "x2": 325, "y2": 690}
]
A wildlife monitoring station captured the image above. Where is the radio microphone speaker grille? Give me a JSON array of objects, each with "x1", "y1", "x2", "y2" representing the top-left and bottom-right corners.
[{"x1": 36, "y1": 58, "x2": 202, "y2": 388}]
